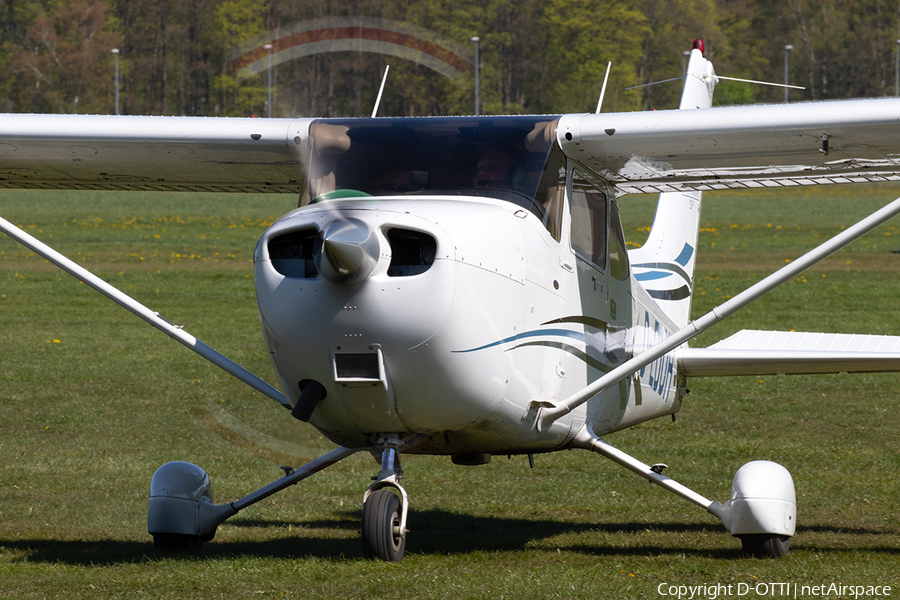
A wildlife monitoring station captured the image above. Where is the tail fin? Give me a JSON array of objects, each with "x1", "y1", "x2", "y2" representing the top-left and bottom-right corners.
[
  {"x1": 679, "y1": 39, "x2": 717, "y2": 110},
  {"x1": 628, "y1": 40, "x2": 717, "y2": 327}
]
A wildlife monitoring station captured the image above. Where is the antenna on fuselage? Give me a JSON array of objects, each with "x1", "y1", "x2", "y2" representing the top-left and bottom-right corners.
[
  {"x1": 372, "y1": 65, "x2": 390, "y2": 118},
  {"x1": 595, "y1": 61, "x2": 612, "y2": 113}
]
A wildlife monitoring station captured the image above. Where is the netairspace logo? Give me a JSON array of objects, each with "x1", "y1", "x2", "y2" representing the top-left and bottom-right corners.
[{"x1": 657, "y1": 582, "x2": 894, "y2": 599}]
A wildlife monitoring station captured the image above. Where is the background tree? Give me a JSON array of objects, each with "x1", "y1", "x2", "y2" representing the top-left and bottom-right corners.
[
  {"x1": 3, "y1": 0, "x2": 900, "y2": 116},
  {"x1": 541, "y1": 0, "x2": 648, "y2": 113},
  {"x1": 212, "y1": 0, "x2": 267, "y2": 116},
  {"x1": 10, "y1": 0, "x2": 121, "y2": 113}
]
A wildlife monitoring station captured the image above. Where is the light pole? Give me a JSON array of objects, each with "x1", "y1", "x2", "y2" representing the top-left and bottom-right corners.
[
  {"x1": 894, "y1": 40, "x2": 900, "y2": 97},
  {"x1": 784, "y1": 44, "x2": 793, "y2": 103},
  {"x1": 469, "y1": 36, "x2": 480, "y2": 116},
  {"x1": 264, "y1": 43, "x2": 273, "y2": 118},
  {"x1": 111, "y1": 48, "x2": 120, "y2": 115}
]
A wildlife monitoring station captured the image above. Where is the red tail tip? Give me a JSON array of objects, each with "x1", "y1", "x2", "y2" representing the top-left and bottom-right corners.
[{"x1": 692, "y1": 39, "x2": 705, "y2": 55}]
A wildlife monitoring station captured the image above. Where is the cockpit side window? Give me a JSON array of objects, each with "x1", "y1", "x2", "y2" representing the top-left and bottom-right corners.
[
  {"x1": 608, "y1": 198, "x2": 630, "y2": 281},
  {"x1": 569, "y1": 168, "x2": 608, "y2": 270}
]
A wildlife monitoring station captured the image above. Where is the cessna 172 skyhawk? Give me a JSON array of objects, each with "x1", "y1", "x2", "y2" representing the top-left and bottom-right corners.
[{"x1": 3, "y1": 41, "x2": 900, "y2": 562}]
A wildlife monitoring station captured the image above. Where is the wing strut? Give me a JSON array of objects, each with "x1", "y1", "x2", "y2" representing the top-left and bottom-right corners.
[
  {"x1": 536, "y1": 194, "x2": 900, "y2": 433},
  {"x1": 0, "y1": 215, "x2": 290, "y2": 409}
]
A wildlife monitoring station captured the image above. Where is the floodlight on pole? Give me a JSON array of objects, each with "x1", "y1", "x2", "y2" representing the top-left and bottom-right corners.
[
  {"x1": 469, "y1": 36, "x2": 480, "y2": 116},
  {"x1": 264, "y1": 44, "x2": 273, "y2": 118},
  {"x1": 111, "y1": 48, "x2": 120, "y2": 115}
]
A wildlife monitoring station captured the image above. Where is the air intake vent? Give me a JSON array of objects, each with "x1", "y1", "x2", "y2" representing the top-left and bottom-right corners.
[
  {"x1": 334, "y1": 353, "x2": 380, "y2": 379},
  {"x1": 387, "y1": 228, "x2": 436, "y2": 277},
  {"x1": 268, "y1": 228, "x2": 318, "y2": 278}
]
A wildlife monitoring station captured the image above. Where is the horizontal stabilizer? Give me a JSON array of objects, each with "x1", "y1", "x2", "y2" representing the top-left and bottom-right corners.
[{"x1": 678, "y1": 329, "x2": 900, "y2": 377}]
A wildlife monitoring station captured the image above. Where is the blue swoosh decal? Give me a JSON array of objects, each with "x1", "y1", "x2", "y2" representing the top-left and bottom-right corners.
[
  {"x1": 632, "y1": 261, "x2": 691, "y2": 286},
  {"x1": 634, "y1": 271, "x2": 672, "y2": 282},
  {"x1": 512, "y1": 341, "x2": 613, "y2": 372},
  {"x1": 453, "y1": 328, "x2": 587, "y2": 354}
]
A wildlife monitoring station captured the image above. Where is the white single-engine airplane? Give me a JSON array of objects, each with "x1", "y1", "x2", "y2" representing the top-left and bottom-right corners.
[{"x1": 3, "y1": 40, "x2": 900, "y2": 561}]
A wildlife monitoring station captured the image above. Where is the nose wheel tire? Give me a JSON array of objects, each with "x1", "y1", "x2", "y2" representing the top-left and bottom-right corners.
[
  {"x1": 740, "y1": 534, "x2": 790, "y2": 558},
  {"x1": 362, "y1": 488, "x2": 406, "y2": 561}
]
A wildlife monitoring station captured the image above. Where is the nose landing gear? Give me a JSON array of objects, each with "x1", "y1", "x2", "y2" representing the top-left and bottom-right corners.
[{"x1": 362, "y1": 438, "x2": 410, "y2": 561}]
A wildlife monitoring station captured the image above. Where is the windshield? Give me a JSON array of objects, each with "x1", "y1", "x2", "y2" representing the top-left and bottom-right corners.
[{"x1": 303, "y1": 116, "x2": 560, "y2": 215}]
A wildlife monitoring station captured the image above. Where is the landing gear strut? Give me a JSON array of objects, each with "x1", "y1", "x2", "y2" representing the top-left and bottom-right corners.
[
  {"x1": 571, "y1": 426, "x2": 796, "y2": 558},
  {"x1": 148, "y1": 438, "x2": 419, "y2": 561}
]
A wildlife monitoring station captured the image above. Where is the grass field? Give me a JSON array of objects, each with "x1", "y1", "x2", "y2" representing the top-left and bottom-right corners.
[{"x1": 1, "y1": 185, "x2": 898, "y2": 599}]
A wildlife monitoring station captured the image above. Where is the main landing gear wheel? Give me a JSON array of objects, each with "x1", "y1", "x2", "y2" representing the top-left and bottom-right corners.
[
  {"x1": 741, "y1": 534, "x2": 790, "y2": 558},
  {"x1": 362, "y1": 488, "x2": 406, "y2": 561},
  {"x1": 152, "y1": 533, "x2": 203, "y2": 553}
]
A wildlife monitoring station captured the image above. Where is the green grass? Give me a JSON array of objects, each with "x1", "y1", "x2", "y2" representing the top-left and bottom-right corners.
[{"x1": 1, "y1": 187, "x2": 898, "y2": 599}]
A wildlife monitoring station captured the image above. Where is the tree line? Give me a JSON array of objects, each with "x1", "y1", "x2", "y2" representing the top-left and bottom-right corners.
[{"x1": 2, "y1": 0, "x2": 899, "y2": 118}]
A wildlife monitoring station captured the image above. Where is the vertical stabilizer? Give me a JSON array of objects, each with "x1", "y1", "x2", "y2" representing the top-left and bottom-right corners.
[
  {"x1": 679, "y1": 39, "x2": 718, "y2": 110},
  {"x1": 629, "y1": 40, "x2": 717, "y2": 327}
]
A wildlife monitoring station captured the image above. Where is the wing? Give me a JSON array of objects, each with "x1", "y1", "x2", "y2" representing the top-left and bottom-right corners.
[
  {"x1": 7, "y1": 100, "x2": 900, "y2": 195},
  {"x1": 677, "y1": 330, "x2": 900, "y2": 377},
  {"x1": 0, "y1": 114, "x2": 313, "y2": 193},
  {"x1": 557, "y1": 98, "x2": 900, "y2": 194}
]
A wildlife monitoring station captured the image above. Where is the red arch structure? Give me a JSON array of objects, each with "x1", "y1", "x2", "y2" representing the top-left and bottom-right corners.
[{"x1": 227, "y1": 16, "x2": 473, "y2": 82}]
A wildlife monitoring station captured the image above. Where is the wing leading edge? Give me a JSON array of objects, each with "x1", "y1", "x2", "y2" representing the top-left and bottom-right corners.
[
  {"x1": 678, "y1": 330, "x2": 900, "y2": 377},
  {"x1": 557, "y1": 98, "x2": 900, "y2": 194}
]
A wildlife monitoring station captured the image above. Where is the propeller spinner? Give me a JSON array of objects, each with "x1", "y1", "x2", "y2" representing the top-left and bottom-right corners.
[{"x1": 313, "y1": 217, "x2": 381, "y2": 284}]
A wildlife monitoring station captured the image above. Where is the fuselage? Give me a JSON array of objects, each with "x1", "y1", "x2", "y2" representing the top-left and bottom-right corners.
[{"x1": 253, "y1": 116, "x2": 684, "y2": 458}]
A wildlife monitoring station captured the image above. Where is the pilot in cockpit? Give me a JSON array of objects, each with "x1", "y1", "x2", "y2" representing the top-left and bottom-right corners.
[{"x1": 473, "y1": 146, "x2": 528, "y2": 192}]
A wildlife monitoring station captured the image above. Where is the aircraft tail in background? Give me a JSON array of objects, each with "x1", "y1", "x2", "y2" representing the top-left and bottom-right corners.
[{"x1": 628, "y1": 40, "x2": 716, "y2": 327}]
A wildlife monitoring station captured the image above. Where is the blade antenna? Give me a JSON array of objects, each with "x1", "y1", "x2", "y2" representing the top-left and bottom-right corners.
[
  {"x1": 372, "y1": 65, "x2": 390, "y2": 118},
  {"x1": 595, "y1": 61, "x2": 612, "y2": 114}
]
